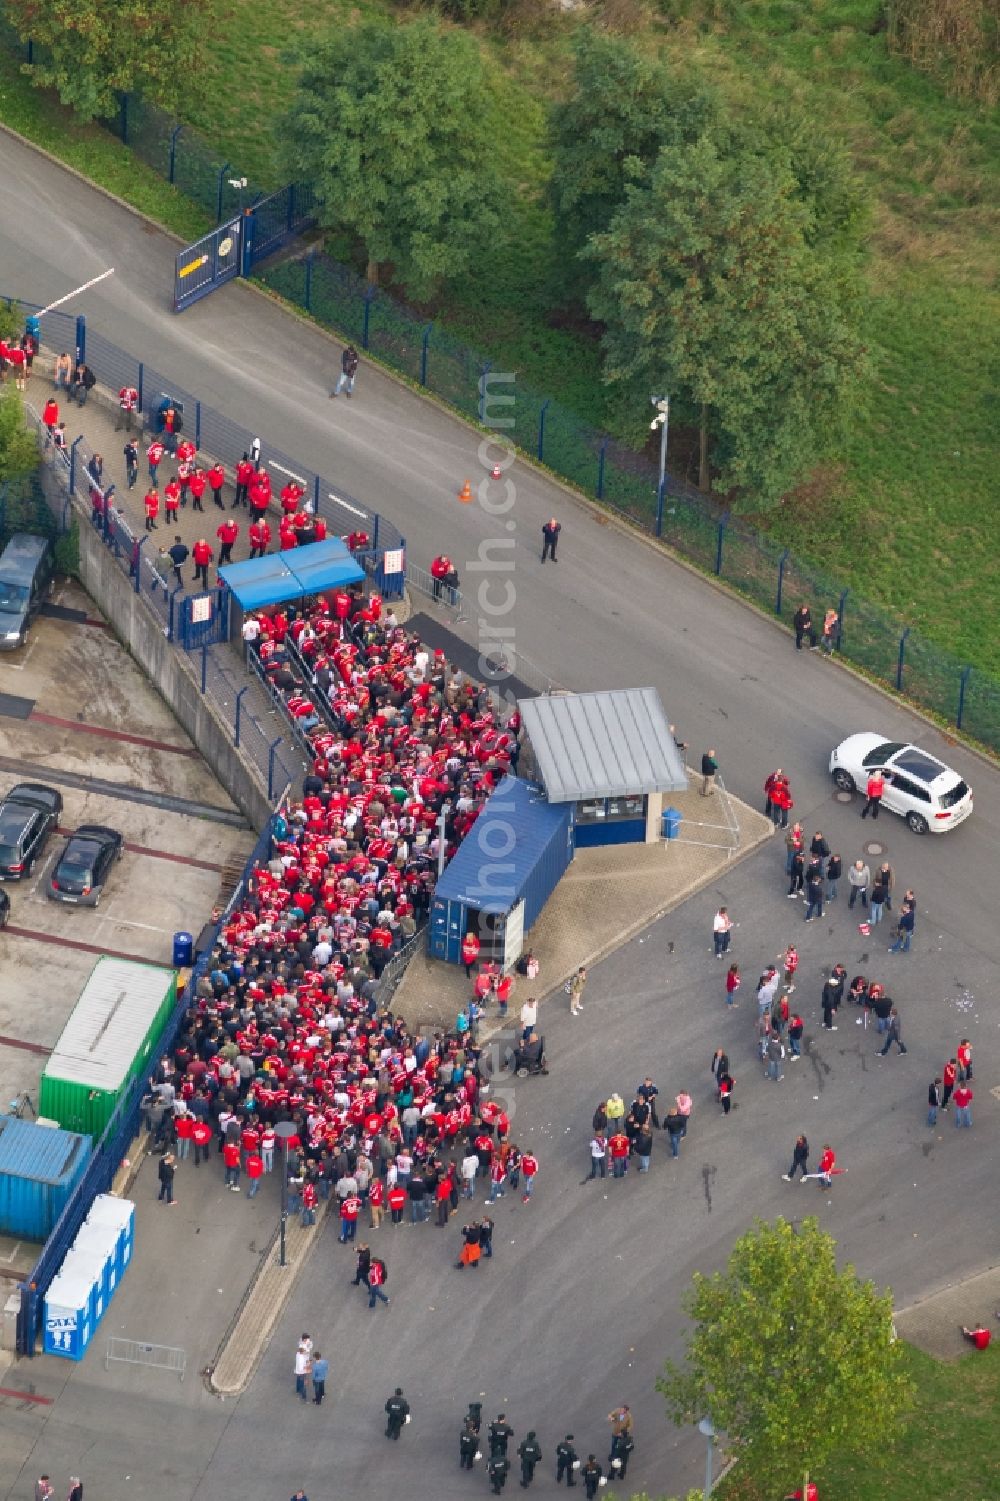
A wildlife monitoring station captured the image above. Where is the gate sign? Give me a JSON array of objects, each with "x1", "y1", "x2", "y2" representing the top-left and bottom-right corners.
[
  {"x1": 190, "y1": 595, "x2": 212, "y2": 624},
  {"x1": 174, "y1": 220, "x2": 242, "y2": 313},
  {"x1": 382, "y1": 548, "x2": 404, "y2": 575}
]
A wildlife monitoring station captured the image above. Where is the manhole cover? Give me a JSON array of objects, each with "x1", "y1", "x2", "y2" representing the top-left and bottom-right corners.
[
  {"x1": 862, "y1": 840, "x2": 885, "y2": 857},
  {"x1": 834, "y1": 790, "x2": 853, "y2": 803}
]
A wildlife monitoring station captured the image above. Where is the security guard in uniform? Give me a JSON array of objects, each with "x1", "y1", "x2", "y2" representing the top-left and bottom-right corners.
[
  {"x1": 488, "y1": 1413, "x2": 514, "y2": 1459},
  {"x1": 487, "y1": 1453, "x2": 511, "y2": 1493},
  {"x1": 583, "y1": 1455, "x2": 604, "y2": 1499},
  {"x1": 459, "y1": 1418, "x2": 479, "y2": 1469},
  {"x1": 384, "y1": 1387, "x2": 410, "y2": 1440},
  {"x1": 517, "y1": 1430, "x2": 542, "y2": 1488},
  {"x1": 556, "y1": 1434, "x2": 579, "y2": 1486}
]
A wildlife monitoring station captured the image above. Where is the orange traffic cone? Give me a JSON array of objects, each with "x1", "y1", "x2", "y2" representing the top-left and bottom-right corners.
[{"x1": 458, "y1": 479, "x2": 472, "y2": 504}]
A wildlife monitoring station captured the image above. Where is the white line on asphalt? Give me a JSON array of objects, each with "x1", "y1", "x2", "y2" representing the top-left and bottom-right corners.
[{"x1": 2, "y1": 638, "x2": 38, "y2": 671}]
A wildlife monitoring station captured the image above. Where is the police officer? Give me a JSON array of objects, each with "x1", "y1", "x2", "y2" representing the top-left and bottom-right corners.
[
  {"x1": 466, "y1": 1401, "x2": 483, "y2": 1435},
  {"x1": 459, "y1": 1418, "x2": 480, "y2": 1470},
  {"x1": 487, "y1": 1453, "x2": 511, "y2": 1494},
  {"x1": 384, "y1": 1387, "x2": 410, "y2": 1440},
  {"x1": 556, "y1": 1435, "x2": 579, "y2": 1486},
  {"x1": 609, "y1": 1430, "x2": 634, "y2": 1481},
  {"x1": 582, "y1": 1455, "x2": 604, "y2": 1498},
  {"x1": 517, "y1": 1431, "x2": 542, "y2": 1488},
  {"x1": 489, "y1": 1413, "x2": 514, "y2": 1459}
]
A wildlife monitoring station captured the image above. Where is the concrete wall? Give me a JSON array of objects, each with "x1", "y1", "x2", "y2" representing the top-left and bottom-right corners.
[{"x1": 39, "y1": 463, "x2": 269, "y2": 829}]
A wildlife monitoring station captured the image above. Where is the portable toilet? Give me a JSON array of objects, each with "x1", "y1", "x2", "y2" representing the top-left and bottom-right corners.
[
  {"x1": 59, "y1": 1246, "x2": 110, "y2": 1326},
  {"x1": 85, "y1": 1195, "x2": 135, "y2": 1276},
  {"x1": 44, "y1": 1270, "x2": 94, "y2": 1360}
]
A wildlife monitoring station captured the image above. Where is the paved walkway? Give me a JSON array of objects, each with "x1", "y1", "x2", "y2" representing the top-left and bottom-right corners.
[
  {"x1": 895, "y1": 1263, "x2": 1000, "y2": 1362},
  {"x1": 396, "y1": 779, "x2": 773, "y2": 1033}
]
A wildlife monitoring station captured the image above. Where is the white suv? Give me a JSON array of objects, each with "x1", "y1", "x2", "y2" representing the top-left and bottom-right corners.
[{"x1": 829, "y1": 734, "x2": 973, "y2": 834}]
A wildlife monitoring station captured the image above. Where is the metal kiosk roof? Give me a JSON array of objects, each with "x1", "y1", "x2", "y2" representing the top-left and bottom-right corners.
[
  {"x1": 518, "y1": 687, "x2": 687, "y2": 802},
  {"x1": 219, "y1": 537, "x2": 365, "y2": 610}
]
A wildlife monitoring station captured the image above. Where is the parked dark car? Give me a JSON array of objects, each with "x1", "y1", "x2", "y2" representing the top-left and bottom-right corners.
[
  {"x1": 0, "y1": 886, "x2": 9, "y2": 927},
  {"x1": 0, "y1": 532, "x2": 55, "y2": 650},
  {"x1": 0, "y1": 783, "x2": 63, "y2": 880},
  {"x1": 48, "y1": 824, "x2": 124, "y2": 907}
]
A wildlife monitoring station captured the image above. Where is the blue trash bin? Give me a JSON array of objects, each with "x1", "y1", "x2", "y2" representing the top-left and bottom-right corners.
[
  {"x1": 172, "y1": 930, "x2": 194, "y2": 967},
  {"x1": 662, "y1": 807, "x2": 682, "y2": 840}
]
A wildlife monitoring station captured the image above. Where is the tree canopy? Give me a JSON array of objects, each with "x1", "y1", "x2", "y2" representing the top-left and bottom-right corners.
[
  {"x1": 0, "y1": 388, "x2": 40, "y2": 485},
  {"x1": 281, "y1": 18, "x2": 504, "y2": 299},
  {"x1": 658, "y1": 1217, "x2": 911, "y2": 1497},
  {"x1": 7, "y1": 0, "x2": 216, "y2": 119},
  {"x1": 585, "y1": 124, "x2": 867, "y2": 503}
]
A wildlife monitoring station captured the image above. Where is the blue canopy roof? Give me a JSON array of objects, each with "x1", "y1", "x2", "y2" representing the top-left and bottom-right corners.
[{"x1": 219, "y1": 538, "x2": 365, "y2": 610}]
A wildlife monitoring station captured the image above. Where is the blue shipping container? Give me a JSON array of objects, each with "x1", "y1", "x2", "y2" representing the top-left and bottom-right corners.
[
  {"x1": 428, "y1": 776, "x2": 573, "y2": 963},
  {"x1": 0, "y1": 1118, "x2": 93, "y2": 1241}
]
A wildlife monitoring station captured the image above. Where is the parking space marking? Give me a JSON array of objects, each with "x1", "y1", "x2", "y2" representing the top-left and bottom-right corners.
[
  {"x1": 0, "y1": 1032, "x2": 50, "y2": 1057},
  {"x1": 4, "y1": 925, "x2": 171, "y2": 967},
  {"x1": 28, "y1": 711, "x2": 199, "y2": 757},
  {"x1": 51, "y1": 828, "x2": 225, "y2": 874},
  {"x1": 0, "y1": 1385, "x2": 53, "y2": 1406},
  {"x1": 0, "y1": 639, "x2": 38, "y2": 672},
  {"x1": 94, "y1": 916, "x2": 172, "y2": 935}
]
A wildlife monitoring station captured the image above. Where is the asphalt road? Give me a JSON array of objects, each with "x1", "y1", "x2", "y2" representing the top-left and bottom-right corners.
[{"x1": 1, "y1": 127, "x2": 998, "y2": 1501}]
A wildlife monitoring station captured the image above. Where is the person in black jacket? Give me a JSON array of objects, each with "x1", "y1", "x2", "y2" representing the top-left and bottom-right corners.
[
  {"x1": 556, "y1": 1435, "x2": 579, "y2": 1486},
  {"x1": 782, "y1": 1134, "x2": 809, "y2": 1181},
  {"x1": 459, "y1": 1418, "x2": 479, "y2": 1469},
  {"x1": 518, "y1": 1431, "x2": 542, "y2": 1488},
  {"x1": 541, "y1": 518, "x2": 561, "y2": 563},
  {"x1": 793, "y1": 603, "x2": 817, "y2": 649},
  {"x1": 700, "y1": 748, "x2": 718, "y2": 797},
  {"x1": 385, "y1": 1388, "x2": 410, "y2": 1439},
  {"x1": 69, "y1": 361, "x2": 96, "y2": 406},
  {"x1": 488, "y1": 1414, "x2": 514, "y2": 1459},
  {"x1": 157, "y1": 1152, "x2": 176, "y2": 1204},
  {"x1": 332, "y1": 345, "x2": 360, "y2": 398},
  {"x1": 826, "y1": 852, "x2": 842, "y2": 901}
]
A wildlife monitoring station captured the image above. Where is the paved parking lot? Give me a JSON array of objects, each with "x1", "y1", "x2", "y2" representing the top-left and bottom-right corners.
[{"x1": 0, "y1": 576, "x2": 255, "y2": 1109}]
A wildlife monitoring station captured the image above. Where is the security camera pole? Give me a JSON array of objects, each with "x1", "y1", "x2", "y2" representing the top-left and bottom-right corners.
[{"x1": 651, "y1": 395, "x2": 670, "y2": 537}]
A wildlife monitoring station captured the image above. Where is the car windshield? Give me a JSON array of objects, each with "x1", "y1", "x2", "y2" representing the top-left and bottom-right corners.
[
  {"x1": 940, "y1": 780, "x2": 970, "y2": 809},
  {"x1": 892, "y1": 748, "x2": 946, "y2": 782},
  {"x1": 0, "y1": 581, "x2": 29, "y2": 610},
  {"x1": 862, "y1": 741, "x2": 904, "y2": 768}
]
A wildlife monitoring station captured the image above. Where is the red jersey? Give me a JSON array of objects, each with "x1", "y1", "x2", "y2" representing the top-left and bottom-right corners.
[
  {"x1": 147, "y1": 440, "x2": 164, "y2": 468},
  {"x1": 341, "y1": 1195, "x2": 361, "y2": 1221},
  {"x1": 369, "y1": 1181, "x2": 385, "y2": 1207},
  {"x1": 866, "y1": 775, "x2": 885, "y2": 799},
  {"x1": 387, "y1": 1186, "x2": 406, "y2": 1212},
  {"x1": 208, "y1": 464, "x2": 225, "y2": 490},
  {"x1": 953, "y1": 1085, "x2": 973, "y2": 1109},
  {"x1": 249, "y1": 520, "x2": 271, "y2": 549},
  {"x1": 521, "y1": 1153, "x2": 538, "y2": 1178},
  {"x1": 189, "y1": 470, "x2": 207, "y2": 499},
  {"x1": 819, "y1": 1149, "x2": 836, "y2": 1176},
  {"x1": 193, "y1": 540, "x2": 213, "y2": 567},
  {"x1": 223, "y1": 1142, "x2": 240, "y2": 1168},
  {"x1": 217, "y1": 520, "x2": 238, "y2": 545},
  {"x1": 245, "y1": 1153, "x2": 264, "y2": 1180}
]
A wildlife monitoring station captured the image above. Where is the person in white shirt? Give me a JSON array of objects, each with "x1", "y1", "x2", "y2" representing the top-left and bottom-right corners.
[
  {"x1": 589, "y1": 1135, "x2": 607, "y2": 1179},
  {"x1": 520, "y1": 997, "x2": 538, "y2": 1039},
  {"x1": 712, "y1": 906, "x2": 733, "y2": 959},
  {"x1": 461, "y1": 1151, "x2": 479, "y2": 1198}
]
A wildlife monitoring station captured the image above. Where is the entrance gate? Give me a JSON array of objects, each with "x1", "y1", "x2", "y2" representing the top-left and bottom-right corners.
[{"x1": 173, "y1": 221, "x2": 243, "y2": 312}]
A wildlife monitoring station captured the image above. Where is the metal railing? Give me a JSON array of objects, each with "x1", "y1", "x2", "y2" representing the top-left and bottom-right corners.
[{"x1": 106, "y1": 1337, "x2": 187, "y2": 1382}]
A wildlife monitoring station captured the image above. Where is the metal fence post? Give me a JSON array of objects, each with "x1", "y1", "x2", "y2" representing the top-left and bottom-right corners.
[
  {"x1": 596, "y1": 442, "x2": 607, "y2": 501},
  {"x1": 478, "y1": 362, "x2": 492, "y2": 424},
  {"x1": 169, "y1": 585, "x2": 184, "y2": 644},
  {"x1": 68, "y1": 436, "x2": 83, "y2": 496},
  {"x1": 362, "y1": 287, "x2": 375, "y2": 351},
  {"x1": 75, "y1": 315, "x2": 86, "y2": 365},
  {"x1": 837, "y1": 588, "x2": 849, "y2": 645},
  {"x1": 119, "y1": 92, "x2": 129, "y2": 145},
  {"x1": 895, "y1": 627, "x2": 910, "y2": 692},
  {"x1": 537, "y1": 399, "x2": 549, "y2": 463},
  {"x1": 216, "y1": 164, "x2": 230, "y2": 225},
  {"x1": 373, "y1": 515, "x2": 381, "y2": 554},
  {"x1": 135, "y1": 362, "x2": 144, "y2": 414},
  {"x1": 26, "y1": 38, "x2": 33, "y2": 64},
  {"x1": 168, "y1": 125, "x2": 182, "y2": 184},
  {"x1": 655, "y1": 478, "x2": 666, "y2": 538},
  {"x1": 268, "y1": 736, "x2": 283, "y2": 800},
  {"x1": 304, "y1": 250, "x2": 315, "y2": 313},
  {"x1": 234, "y1": 687, "x2": 247, "y2": 748},
  {"x1": 313, "y1": 475, "x2": 321, "y2": 516},
  {"x1": 715, "y1": 511, "x2": 730, "y2": 576},
  {"x1": 775, "y1": 548, "x2": 790, "y2": 614},
  {"x1": 201, "y1": 644, "x2": 208, "y2": 694},
  {"x1": 956, "y1": 666, "x2": 972, "y2": 730},
  {"x1": 420, "y1": 324, "x2": 432, "y2": 387},
  {"x1": 195, "y1": 401, "x2": 202, "y2": 450},
  {"x1": 286, "y1": 183, "x2": 296, "y2": 233}
]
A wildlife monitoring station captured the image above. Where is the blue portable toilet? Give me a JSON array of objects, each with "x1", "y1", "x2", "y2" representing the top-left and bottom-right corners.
[
  {"x1": 428, "y1": 777, "x2": 574, "y2": 967},
  {"x1": 85, "y1": 1194, "x2": 135, "y2": 1277},
  {"x1": 60, "y1": 1247, "x2": 109, "y2": 1326},
  {"x1": 44, "y1": 1270, "x2": 94, "y2": 1360},
  {"x1": 68, "y1": 1223, "x2": 119, "y2": 1308}
]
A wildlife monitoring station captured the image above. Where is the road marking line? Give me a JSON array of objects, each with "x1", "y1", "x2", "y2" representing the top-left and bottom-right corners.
[
  {"x1": 4, "y1": 925, "x2": 170, "y2": 966},
  {"x1": 0, "y1": 1033, "x2": 50, "y2": 1057},
  {"x1": 28, "y1": 711, "x2": 198, "y2": 756},
  {"x1": 0, "y1": 1386, "x2": 54, "y2": 1406}
]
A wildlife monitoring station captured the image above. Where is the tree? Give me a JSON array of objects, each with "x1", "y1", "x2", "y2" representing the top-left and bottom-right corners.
[
  {"x1": 658, "y1": 1218, "x2": 911, "y2": 1498},
  {"x1": 7, "y1": 0, "x2": 217, "y2": 119},
  {"x1": 585, "y1": 127, "x2": 867, "y2": 503},
  {"x1": 548, "y1": 34, "x2": 717, "y2": 299},
  {"x1": 0, "y1": 389, "x2": 40, "y2": 485},
  {"x1": 281, "y1": 19, "x2": 504, "y2": 299}
]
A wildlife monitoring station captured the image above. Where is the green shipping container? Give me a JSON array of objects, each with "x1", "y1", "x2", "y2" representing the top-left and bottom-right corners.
[{"x1": 40, "y1": 958, "x2": 178, "y2": 1138}]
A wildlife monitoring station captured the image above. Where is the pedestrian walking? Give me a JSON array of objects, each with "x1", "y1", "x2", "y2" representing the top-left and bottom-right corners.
[
  {"x1": 67, "y1": 1480, "x2": 83, "y2": 1501},
  {"x1": 803, "y1": 870, "x2": 824, "y2": 922},
  {"x1": 332, "y1": 344, "x2": 360, "y2": 398},
  {"x1": 784, "y1": 821, "x2": 804, "y2": 875},
  {"x1": 582, "y1": 1457, "x2": 603, "y2": 1498},
  {"x1": 34, "y1": 1477, "x2": 53, "y2": 1501},
  {"x1": 826, "y1": 851, "x2": 842, "y2": 901},
  {"x1": 725, "y1": 962, "x2": 741, "y2": 1005},
  {"x1": 820, "y1": 606, "x2": 839, "y2": 653},
  {"x1": 245, "y1": 1150, "x2": 263, "y2": 1197},
  {"x1": 870, "y1": 1008, "x2": 900, "y2": 1056},
  {"x1": 217, "y1": 517, "x2": 238, "y2": 564},
  {"x1": 116, "y1": 383, "x2": 139, "y2": 431},
  {"x1": 663, "y1": 1107, "x2": 685, "y2": 1157},
  {"x1": 788, "y1": 1010, "x2": 804, "y2": 1058},
  {"x1": 556, "y1": 1435, "x2": 579, "y2": 1486},
  {"x1": 588, "y1": 1133, "x2": 607, "y2": 1179},
  {"x1": 848, "y1": 859, "x2": 870, "y2": 909},
  {"x1": 163, "y1": 536, "x2": 188, "y2": 588},
  {"x1": 460, "y1": 1418, "x2": 480, "y2": 1469},
  {"x1": 861, "y1": 768, "x2": 886, "y2": 819},
  {"x1": 384, "y1": 1387, "x2": 409, "y2": 1437},
  {"x1": 368, "y1": 1257, "x2": 390, "y2": 1308},
  {"x1": 192, "y1": 538, "x2": 213, "y2": 587},
  {"x1": 518, "y1": 1431, "x2": 542, "y2": 1488},
  {"x1": 766, "y1": 1034, "x2": 786, "y2": 1082},
  {"x1": 487, "y1": 1454, "x2": 511, "y2": 1493},
  {"x1": 957, "y1": 1039, "x2": 973, "y2": 1081},
  {"x1": 568, "y1": 966, "x2": 587, "y2": 1016},
  {"x1": 876, "y1": 860, "x2": 894, "y2": 910},
  {"x1": 208, "y1": 462, "x2": 226, "y2": 509},
  {"x1": 461, "y1": 929, "x2": 480, "y2": 978},
  {"x1": 953, "y1": 1082, "x2": 973, "y2": 1128},
  {"x1": 927, "y1": 1077, "x2": 942, "y2": 1128},
  {"x1": 717, "y1": 1070, "x2": 734, "y2": 1115},
  {"x1": 787, "y1": 849, "x2": 805, "y2": 898},
  {"x1": 520, "y1": 1151, "x2": 538, "y2": 1202},
  {"x1": 816, "y1": 1144, "x2": 838, "y2": 1189},
  {"x1": 770, "y1": 773, "x2": 793, "y2": 829},
  {"x1": 888, "y1": 900, "x2": 915, "y2": 953},
  {"x1": 235, "y1": 454, "x2": 254, "y2": 508},
  {"x1": 781, "y1": 945, "x2": 798, "y2": 992},
  {"x1": 713, "y1": 906, "x2": 733, "y2": 958},
  {"x1": 223, "y1": 1139, "x2": 241, "y2": 1190},
  {"x1": 541, "y1": 517, "x2": 561, "y2": 563},
  {"x1": 869, "y1": 871, "x2": 888, "y2": 926},
  {"x1": 157, "y1": 1152, "x2": 176, "y2": 1204},
  {"x1": 782, "y1": 1133, "x2": 809, "y2": 1181},
  {"x1": 700, "y1": 747, "x2": 718, "y2": 797},
  {"x1": 249, "y1": 518, "x2": 271, "y2": 558},
  {"x1": 793, "y1": 603, "x2": 818, "y2": 649}
]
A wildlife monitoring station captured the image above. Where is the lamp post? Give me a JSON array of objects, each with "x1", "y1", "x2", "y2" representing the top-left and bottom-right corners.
[
  {"x1": 698, "y1": 1416, "x2": 715, "y2": 1498},
  {"x1": 650, "y1": 395, "x2": 670, "y2": 536},
  {"x1": 274, "y1": 1119, "x2": 298, "y2": 1268},
  {"x1": 437, "y1": 799, "x2": 452, "y2": 880}
]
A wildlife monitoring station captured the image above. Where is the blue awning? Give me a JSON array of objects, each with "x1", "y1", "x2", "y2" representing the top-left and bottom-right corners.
[{"x1": 219, "y1": 538, "x2": 365, "y2": 610}]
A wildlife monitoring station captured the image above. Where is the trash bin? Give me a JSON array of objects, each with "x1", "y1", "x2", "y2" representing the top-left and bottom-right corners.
[
  {"x1": 662, "y1": 807, "x2": 682, "y2": 841},
  {"x1": 172, "y1": 931, "x2": 194, "y2": 968}
]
